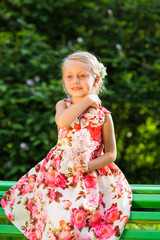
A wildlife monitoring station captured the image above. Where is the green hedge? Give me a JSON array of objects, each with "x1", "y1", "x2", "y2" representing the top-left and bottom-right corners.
[{"x1": 0, "y1": 0, "x2": 160, "y2": 183}]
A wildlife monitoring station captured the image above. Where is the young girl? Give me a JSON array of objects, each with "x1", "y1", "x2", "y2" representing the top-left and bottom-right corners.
[{"x1": 1, "y1": 51, "x2": 132, "y2": 240}]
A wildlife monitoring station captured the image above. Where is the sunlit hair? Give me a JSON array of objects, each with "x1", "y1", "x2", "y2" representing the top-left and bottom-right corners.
[{"x1": 61, "y1": 51, "x2": 106, "y2": 95}]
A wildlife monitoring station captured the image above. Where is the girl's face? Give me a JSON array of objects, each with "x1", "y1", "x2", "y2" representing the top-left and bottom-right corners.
[{"x1": 62, "y1": 60, "x2": 96, "y2": 100}]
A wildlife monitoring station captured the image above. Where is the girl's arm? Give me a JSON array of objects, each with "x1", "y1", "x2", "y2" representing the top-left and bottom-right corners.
[
  {"x1": 87, "y1": 114, "x2": 117, "y2": 171},
  {"x1": 55, "y1": 94, "x2": 101, "y2": 128}
]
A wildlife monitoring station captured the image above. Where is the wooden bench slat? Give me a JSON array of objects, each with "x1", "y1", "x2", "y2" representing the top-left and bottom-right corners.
[
  {"x1": 121, "y1": 229, "x2": 160, "y2": 240},
  {"x1": 0, "y1": 225, "x2": 160, "y2": 239},
  {"x1": 132, "y1": 194, "x2": 160, "y2": 208},
  {"x1": 129, "y1": 211, "x2": 160, "y2": 223},
  {"x1": 0, "y1": 207, "x2": 5, "y2": 217},
  {"x1": 0, "y1": 224, "x2": 22, "y2": 237},
  {"x1": 130, "y1": 185, "x2": 160, "y2": 194},
  {"x1": 0, "y1": 191, "x2": 7, "y2": 199},
  {"x1": 0, "y1": 181, "x2": 17, "y2": 191}
]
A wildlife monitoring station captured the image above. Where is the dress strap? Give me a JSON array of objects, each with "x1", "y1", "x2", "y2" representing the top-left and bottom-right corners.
[
  {"x1": 64, "y1": 98, "x2": 72, "y2": 108},
  {"x1": 99, "y1": 106, "x2": 111, "y2": 116},
  {"x1": 64, "y1": 98, "x2": 72, "y2": 103}
]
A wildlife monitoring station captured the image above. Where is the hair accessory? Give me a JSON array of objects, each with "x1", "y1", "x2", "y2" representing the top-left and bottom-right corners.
[{"x1": 99, "y1": 62, "x2": 107, "y2": 79}]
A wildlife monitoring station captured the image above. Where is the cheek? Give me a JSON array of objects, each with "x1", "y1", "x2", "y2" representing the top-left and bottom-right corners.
[
  {"x1": 87, "y1": 79, "x2": 95, "y2": 89},
  {"x1": 63, "y1": 79, "x2": 70, "y2": 87}
]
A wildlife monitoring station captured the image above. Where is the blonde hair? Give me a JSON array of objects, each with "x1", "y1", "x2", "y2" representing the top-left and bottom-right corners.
[{"x1": 61, "y1": 51, "x2": 106, "y2": 95}]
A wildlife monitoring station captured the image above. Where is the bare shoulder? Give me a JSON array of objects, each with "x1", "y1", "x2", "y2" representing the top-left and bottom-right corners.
[
  {"x1": 102, "y1": 114, "x2": 115, "y2": 133},
  {"x1": 103, "y1": 113, "x2": 113, "y2": 125},
  {"x1": 55, "y1": 99, "x2": 67, "y2": 111}
]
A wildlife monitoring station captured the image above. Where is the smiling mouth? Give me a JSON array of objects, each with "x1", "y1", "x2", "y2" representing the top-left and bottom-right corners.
[{"x1": 71, "y1": 87, "x2": 82, "y2": 90}]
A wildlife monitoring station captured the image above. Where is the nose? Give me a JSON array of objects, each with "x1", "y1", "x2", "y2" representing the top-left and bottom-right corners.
[{"x1": 73, "y1": 76, "x2": 80, "y2": 84}]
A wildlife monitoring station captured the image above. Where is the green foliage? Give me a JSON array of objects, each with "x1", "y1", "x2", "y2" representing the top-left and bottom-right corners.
[
  {"x1": 0, "y1": 0, "x2": 160, "y2": 183},
  {"x1": 126, "y1": 223, "x2": 160, "y2": 231}
]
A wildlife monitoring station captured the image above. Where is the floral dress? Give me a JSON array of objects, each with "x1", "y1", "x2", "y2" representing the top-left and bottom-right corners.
[{"x1": 1, "y1": 98, "x2": 132, "y2": 240}]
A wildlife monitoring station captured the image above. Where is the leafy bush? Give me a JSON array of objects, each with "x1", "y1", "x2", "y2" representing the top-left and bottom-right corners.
[{"x1": 0, "y1": 0, "x2": 160, "y2": 183}]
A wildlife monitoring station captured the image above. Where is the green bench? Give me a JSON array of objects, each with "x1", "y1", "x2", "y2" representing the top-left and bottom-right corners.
[{"x1": 0, "y1": 181, "x2": 160, "y2": 240}]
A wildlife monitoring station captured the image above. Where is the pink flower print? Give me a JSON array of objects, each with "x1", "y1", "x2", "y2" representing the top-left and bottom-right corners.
[
  {"x1": 97, "y1": 108, "x2": 104, "y2": 117},
  {"x1": 82, "y1": 114, "x2": 97, "y2": 125},
  {"x1": 87, "y1": 191, "x2": 99, "y2": 206},
  {"x1": 34, "y1": 190, "x2": 43, "y2": 201},
  {"x1": 7, "y1": 213, "x2": 13, "y2": 221},
  {"x1": 58, "y1": 230, "x2": 71, "y2": 240},
  {"x1": 82, "y1": 235, "x2": 91, "y2": 240},
  {"x1": 31, "y1": 203, "x2": 41, "y2": 219},
  {"x1": 94, "y1": 222, "x2": 115, "y2": 240},
  {"x1": 21, "y1": 183, "x2": 34, "y2": 196},
  {"x1": 35, "y1": 228, "x2": 43, "y2": 240},
  {"x1": 60, "y1": 220, "x2": 71, "y2": 231},
  {"x1": 64, "y1": 129, "x2": 99, "y2": 169},
  {"x1": 87, "y1": 125, "x2": 102, "y2": 143},
  {"x1": 64, "y1": 98, "x2": 72, "y2": 103},
  {"x1": 73, "y1": 171, "x2": 82, "y2": 184},
  {"x1": 10, "y1": 196, "x2": 15, "y2": 207},
  {"x1": 40, "y1": 158, "x2": 48, "y2": 172},
  {"x1": 75, "y1": 129, "x2": 98, "y2": 150},
  {"x1": 72, "y1": 228, "x2": 81, "y2": 240},
  {"x1": 1, "y1": 197, "x2": 9, "y2": 209},
  {"x1": 28, "y1": 175, "x2": 36, "y2": 184},
  {"x1": 24, "y1": 223, "x2": 35, "y2": 239},
  {"x1": 55, "y1": 173, "x2": 67, "y2": 189},
  {"x1": 83, "y1": 175, "x2": 97, "y2": 189},
  {"x1": 1, "y1": 188, "x2": 15, "y2": 210},
  {"x1": 26, "y1": 198, "x2": 33, "y2": 211},
  {"x1": 98, "y1": 106, "x2": 111, "y2": 117},
  {"x1": 89, "y1": 210, "x2": 101, "y2": 227},
  {"x1": 20, "y1": 174, "x2": 36, "y2": 196},
  {"x1": 47, "y1": 232, "x2": 56, "y2": 240},
  {"x1": 117, "y1": 183, "x2": 123, "y2": 194},
  {"x1": 98, "y1": 167, "x2": 108, "y2": 175},
  {"x1": 41, "y1": 208, "x2": 48, "y2": 222},
  {"x1": 99, "y1": 194, "x2": 103, "y2": 204},
  {"x1": 47, "y1": 187, "x2": 56, "y2": 202},
  {"x1": 103, "y1": 205, "x2": 120, "y2": 223},
  {"x1": 46, "y1": 147, "x2": 56, "y2": 161},
  {"x1": 45, "y1": 167, "x2": 57, "y2": 187},
  {"x1": 70, "y1": 209, "x2": 88, "y2": 229},
  {"x1": 120, "y1": 215, "x2": 129, "y2": 227},
  {"x1": 27, "y1": 231, "x2": 37, "y2": 240},
  {"x1": 74, "y1": 123, "x2": 81, "y2": 131},
  {"x1": 36, "y1": 217, "x2": 45, "y2": 230},
  {"x1": 108, "y1": 162, "x2": 119, "y2": 176},
  {"x1": 52, "y1": 157, "x2": 61, "y2": 168},
  {"x1": 16, "y1": 175, "x2": 28, "y2": 188},
  {"x1": 0, "y1": 198, "x2": 5, "y2": 209},
  {"x1": 62, "y1": 200, "x2": 72, "y2": 210},
  {"x1": 37, "y1": 172, "x2": 45, "y2": 186},
  {"x1": 60, "y1": 128, "x2": 69, "y2": 138}
]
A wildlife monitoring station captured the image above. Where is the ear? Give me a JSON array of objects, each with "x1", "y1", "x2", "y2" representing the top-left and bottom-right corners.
[{"x1": 93, "y1": 75, "x2": 100, "y2": 86}]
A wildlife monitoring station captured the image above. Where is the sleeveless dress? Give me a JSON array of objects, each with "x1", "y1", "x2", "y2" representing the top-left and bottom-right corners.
[{"x1": 1, "y1": 98, "x2": 132, "y2": 240}]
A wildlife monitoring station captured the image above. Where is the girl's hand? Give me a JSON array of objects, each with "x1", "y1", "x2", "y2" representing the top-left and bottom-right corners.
[
  {"x1": 73, "y1": 160, "x2": 88, "y2": 173},
  {"x1": 85, "y1": 94, "x2": 101, "y2": 108}
]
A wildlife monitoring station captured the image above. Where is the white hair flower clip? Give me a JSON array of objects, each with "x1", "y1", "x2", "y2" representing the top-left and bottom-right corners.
[{"x1": 99, "y1": 62, "x2": 107, "y2": 79}]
